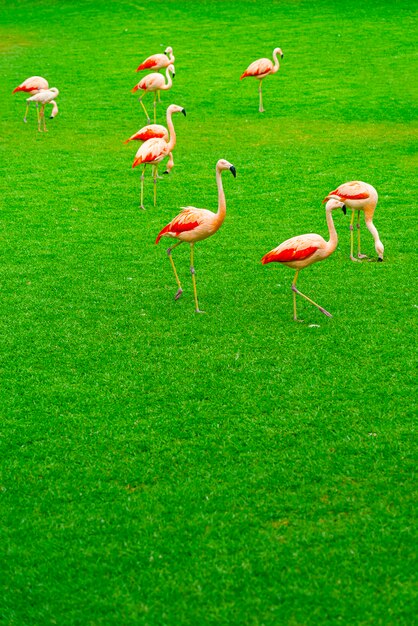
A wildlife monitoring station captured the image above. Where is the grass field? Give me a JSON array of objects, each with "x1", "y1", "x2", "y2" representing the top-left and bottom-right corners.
[{"x1": 1, "y1": 0, "x2": 417, "y2": 624}]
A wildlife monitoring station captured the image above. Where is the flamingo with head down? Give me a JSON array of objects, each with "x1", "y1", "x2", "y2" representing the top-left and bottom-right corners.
[
  {"x1": 12, "y1": 76, "x2": 49, "y2": 122},
  {"x1": 240, "y1": 47, "x2": 283, "y2": 112},
  {"x1": 26, "y1": 87, "x2": 59, "y2": 132}
]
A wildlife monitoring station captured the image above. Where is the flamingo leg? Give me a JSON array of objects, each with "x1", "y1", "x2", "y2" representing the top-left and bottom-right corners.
[
  {"x1": 258, "y1": 79, "x2": 265, "y2": 113},
  {"x1": 190, "y1": 244, "x2": 205, "y2": 314},
  {"x1": 153, "y1": 92, "x2": 157, "y2": 123},
  {"x1": 23, "y1": 103, "x2": 29, "y2": 123},
  {"x1": 138, "y1": 95, "x2": 151, "y2": 123},
  {"x1": 357, "y1": 210, "x2": 368, "y2": 259},
  {"x1": 291, "y1": 270, "x2": 332, "y2": 320},
  {"x1": 152, "y1": 164, "x2": 158, "y2": 207},
  {"x1": 41, "y1": 106, "x2": 47, "y2": 132},
  {"x1": 140, "y1": 164, "x2": 146, "y2": 210},
  {"x1": 349, "y1": 210, "x2": 360, "y2": 262},
  {"x1": 36, "y1": 105, "x2": 42, "y2": 132},
  {"x1": 167, "y1": 241, "x2": 183, "y2": 300}
]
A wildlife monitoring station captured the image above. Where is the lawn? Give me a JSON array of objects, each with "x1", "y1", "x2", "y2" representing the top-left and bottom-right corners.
[{"x1": 1, "y1": 0, "x2": 417, "y2": 624}]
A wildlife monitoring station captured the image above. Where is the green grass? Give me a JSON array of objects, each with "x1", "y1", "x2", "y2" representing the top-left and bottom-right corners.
[{"x1": 1, "y1": 0, "x2": 417, "y2": 624}]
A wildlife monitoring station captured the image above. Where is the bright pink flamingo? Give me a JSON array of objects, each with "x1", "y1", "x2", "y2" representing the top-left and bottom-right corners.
[
  {"x1": 124, "y1": 124, "x2": 177, "y2": 174},
  {"x1": 261, "y1": 199, "x2": 346, "y2": 321},
  {"x1": 240, "y1": 47, "x2": 283, "y2": 112},
  {"x1": 323, "y1": 181, "x2": 383, "y2": 262},
  {"x1": 132, "y1": 64, "x2": 175, "y2": 122},
  {"x1": 132, "y1": 104, "x2": 186, "y2": 209},
  {"x1": 26, "y1": 87, "x2": 59, "y2": 132},
  {"x1": 12, "y1": 76, "x2": 49, "y2": 122},
  {"x1": 136, "y1": 46, "x2": 175, "y2": 72},
  {"x1": 155, "y1": 159, "x2": 236, "y2": 313}
]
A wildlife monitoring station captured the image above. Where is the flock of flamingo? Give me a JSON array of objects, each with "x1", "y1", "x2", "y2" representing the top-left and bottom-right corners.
[{"x1": 12, "y1": 45, "x2": 384, "y2": 320}]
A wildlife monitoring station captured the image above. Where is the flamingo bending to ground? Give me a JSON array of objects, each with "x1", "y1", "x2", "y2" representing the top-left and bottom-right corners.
[
  {"x1": 49, "y1": 100, "x2": 59, "y2": 120},
  {"x1": 323, "y1": 181, "x2": 383, "y2": 262},
  {"x1": 132, "y1": 104, "x2": 186, "y2": 209},
  {"x1": 124, "y1": 124, "x2": 176, "y2": 174},
  {"x1": 136, "y1": 46, "x2": 175, "y2": 72},
  {"x1": 132, "y1": 64, "x2": 175, "y2": 123},
  {"x1": 261, "y1": 199, "x2": 346, "y2": 321},
  {"x1": 12, "y1": 76, "x2": 49, "y2": 122},
  {"x1": 240, "y1": 47, "x2": 283, "y2": 113},
  {"x1": 155, "y1": 159, "x2": 236, "y2": 313},
  {"x1": 26, "y1": 88, "x2": 59, "y2": 132}
]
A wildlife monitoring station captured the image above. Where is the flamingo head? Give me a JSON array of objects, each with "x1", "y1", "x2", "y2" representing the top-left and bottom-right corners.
[
  {"x1": 216, "y1": 159, "x2": 236, "y2": 178},
  {"x1": 325, "y1": 198, "x2": 346, "y2": 214},
  {"x1": 167, "y1": 104, "x2": 186, "y2": 117},
  {"x1": 49, "y1": 87, "x2": 60, "y2": 97},
  {"x1": 165, "y1": 46, "x2": 173, "y2": 56},
  {"x1": 274, "y1": 47, "x2": 284, "y2": 58},
  {"x1": 167, "y1": 64, "x2": 175, "y2": 78}
]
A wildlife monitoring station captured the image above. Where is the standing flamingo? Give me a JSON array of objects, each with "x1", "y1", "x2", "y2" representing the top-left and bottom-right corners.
[
  {"x1": 124, "y1": 124, "x2": 176, "y2": 174},
  {"x1": 132, "y1": 104, "x2": 186, "y2": 209},
  {"x1": 323, "y1": 181, "x2": 383, "y2": 262},
  {"x1": 12, "y1": 76, "x2": 49, "y2": 122},
  {"x1": 240, "y1": 47, "x2": 283, "y2": 112},
  {"x1": 26, "y1": 88, "x2": 59, "y2": 132},
  {"x1": 155, "y1": 159, "x2": 236, "y2": 313},
  {"x1": 136, "y1": 46, "x2": 175, "y2": 72},
  {"x1": 261, "y1": 199, "x2": 346, "y2": 321},
  {"x1": 132, "y1": 64, "x2": 175, "y2": 123}
]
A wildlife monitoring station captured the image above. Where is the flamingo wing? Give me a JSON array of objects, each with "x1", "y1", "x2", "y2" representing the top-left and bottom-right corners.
[
  {"x1": 132, "y1": 138, "x2": 167, "y2": 167},
  {"x1": 155, "y1": 207, "x2": 202, "y2": 243},
  {"x1": 262, "y1": 236, "x2": 321, "y2": 264},
  {"x1": 137, "y1": 56, "x2": 160, "y2": 71},
  {"x1": 241, "y1": 58, "x2": 272, "y2": 79},
  {"x1": 324, "y1": 181, "x2": 369, "y2": 202}
]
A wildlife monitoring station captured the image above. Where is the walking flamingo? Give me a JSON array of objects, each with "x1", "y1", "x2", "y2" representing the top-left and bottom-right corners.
[
  {"x1": 136, "y1": 46, "x2": 175, "y2": 72},
  {"x1": 26, "y1": 87, "x2": 59, "y2": 132},
  {"x1": 124, "y1": 124, "x2": 176, "y2": 174},
  {"x1": 132, "y1": 64, "x2": 175, "y2": 123},
  {"x1": 240, "y1": 47, "x2": 283, "y2": 112},
  {"x1": 155, "y1": 159, "x2": 236, "y2": 313},
  {"x1": 132, "y1": 104, "x2": 186, "y2": 209},
  {"x1": 12, "y1": 76, "x2": 49, "y2": 122},
  {"x1": 323, "y1": 181, "x2": 383, "y2": 262},
  {"x1": 261, "y1": 199, "x2": 346, "y2": 321}
]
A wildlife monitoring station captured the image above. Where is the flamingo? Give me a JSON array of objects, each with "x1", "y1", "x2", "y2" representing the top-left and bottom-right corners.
[
  {"x1": 26, "y1": 88, "x2": 59, "y2": 132},
  {"x1": 124, "y1": 124, "x2": 176, "y2": 174},
  {"x1": 323, "y1": 181, "x2": 383, "y2": 262},
  {"x1": 132, "y1": 64, "x2": 175, "y2": 123},
  {"x1": 132, "y1": 104, "x2": 186, "y2": 209},
  {"x1": 240, "y1": 47, "x2": 283, "y2": 113},
  {"x1": 136, "y1": 46, "x2": 175, "y2": 72},
  {"x1": 12, "y1": 76, "x2": 49, "y2": 122},
  {"x1": 155, "y1": 159, "x2": 236, "y2": 313},
  {"x1": 261, "y1": 199, "x2": 346, "y2": 321}
]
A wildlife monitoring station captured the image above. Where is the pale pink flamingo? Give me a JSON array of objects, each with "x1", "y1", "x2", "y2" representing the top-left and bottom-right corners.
[
  {"x1": 132, "y1": 104, "x2": 186, "y2": 209},
  {"x1": 12, "y1": 76, "x2": 49, "y2": 122},
  {"x1": 26, "y1": 88, "x2": 59, "y2": 132},
  {"x1": 155, "y1": 159, "x2": 236, "y2": 313},
  {"x1": 136, "y1": 46, "x2": 175, "y2": 72},
  {"x1": 261, "y1": 199, "x2": 346, "y2": 321},
  {"x1": 323, "y1": 181, "x2": 383, "y2": 262},
  {"x1": 240, "y1": 47, "x2": 283, "y2": 112},
  {"x1": 124, "y1": 124, "x2": 176, "y2": 174},
  {"x1": 132, "y1": 64, "x2": 175, "y2": 123}
]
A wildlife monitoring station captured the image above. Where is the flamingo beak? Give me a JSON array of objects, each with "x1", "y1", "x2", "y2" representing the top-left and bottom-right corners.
[
  {"x1": 230, "y1": 166, "x2": 237, "y2": 178},
  {"x1": 182, "y1": 108, "x2": 186, "y2": 116},
  {"x1": 342, "y1": 205, "x2": 347, "y2": 215}
]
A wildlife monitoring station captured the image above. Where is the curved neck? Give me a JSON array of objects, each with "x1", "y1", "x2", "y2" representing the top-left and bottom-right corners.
[
  {"x1": 168, "y1": 52, "x2": 175, "y2": 63},
  {"x1": 216, "y1": 168, "x2": 226, "y2": 222},
  {"x1": 271, "y1": 50, "x2": 281, "y2": 74},
  {"x1": 162, "y1": 67, "x2": 173, "y2": 90},
  {"x1": 166, "y1": 110, "x2": 177, "y2": 151},
  {"x1": 325, "y1": 208, "x2": 338, "y2": 253}
]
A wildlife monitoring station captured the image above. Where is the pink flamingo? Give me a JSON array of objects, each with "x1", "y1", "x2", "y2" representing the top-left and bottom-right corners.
[
  {"x1": 132, "y1": 64, "x2": 175, "y2": 123},
  {"x1": 132, "y1": 104, "x2": 186, "y2": 209},
  {"x1": 261, "y1": 199, "x2": 346, "y2": 321},
  {"x1": 240, "y1": 47, "x2": 283, "y2": 112},
  {"x1": 323, "y1": 181, "x2": 383, "y2": 262},
  {"x1": 26, "y1": 87, "x2": 59, "y2": 132},
  {"x1": 124, "y1": 124, "x2": 176, "y2": 174},
  {"x1": 12, "y1": 76, "x2": 49, "y2": 122},
  {"x1": 155, "y1": 159, "x2": 236, "y2": 313},
  {"x1": 136, "y1": 46, "x2": 175, "y2": 72}
]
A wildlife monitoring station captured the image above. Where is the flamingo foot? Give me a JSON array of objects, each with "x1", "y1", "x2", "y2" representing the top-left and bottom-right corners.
[
  {"x1": 318, "y1": 307, "x2": 333, "y2": 318},
  {"x1": 139, "y1": 204, "x2": 146, "y2": 211},
  {"x1": 174, "y1": 288, "x2": 183, "y2": 300},
  {"x1": 259, "y1": 107, "x2": 265, "y2": 113},
  {"x1": 350, "y1": 255, "x2": 361, "y2": 262},
  {"x1": 357, "y1": 253, "x2": 368, "y2": 259},
  {"x1": 195, "y1": 309, "x2": 206, "y2": 314},
  {"x1": 23, "y1": 117, "x2": 27, "y2": 123}
]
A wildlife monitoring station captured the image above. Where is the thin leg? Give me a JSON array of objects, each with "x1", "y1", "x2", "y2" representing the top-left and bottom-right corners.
[
  {"x1": 36, "y1": 105, "x2": 41, "y2": 132},
  {"x1": 152, "y1": 164, "x2": 158, "y2": 207},
  {"x1": 258, "y1": 80, "x2": 265, "y2": 113},
  {"x1": 291, "y1": 271, "x2": 332, "y2": 319},
  {"x1": 357, "y1": 210, "x2": 368, "y2": 259},
  {"x1": 190, "y1": 244, "x2": 205, "y2": 313},
  {"x1": 138, "y1": 95, "x2": 151, "y2": 123},
  {"x1": 23, "y1": 103, "x2": 29, "y2": 123},
  {"x1": 41, "y1": 106, "x2": 47, "y2": 132},
  {"x1": 167, "y1": 241, "x2": 183, "y2": 300},
  {"x1": 140, "y1": 165, "x2": 146, "y2": 210},
  {"x1": 292, "y1": 271, "x2": 298, "y2": 321},
  {"x1": 153, "y1": 92, "x2": 157, "y2": 123},
  {"x1": 349, "y1": 210, "x2": 360, "y2": 262}
]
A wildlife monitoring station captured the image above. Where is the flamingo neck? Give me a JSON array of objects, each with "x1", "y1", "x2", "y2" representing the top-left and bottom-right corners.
[
  {"x1": 162, "y1": 67, "x2": 173, "y2": 90},
  {"x1": 165, "y1": 110, "x2": 177, "y2": 152},
  {"x1": 215, "y1": 168, "x2": 226, "y2": 225},
  {"x1": 271, "y1": 50, "x2": 281, "y2": 74},
  {"x1": 325, "y1": 208, "x2": 338, "y2": 254}
]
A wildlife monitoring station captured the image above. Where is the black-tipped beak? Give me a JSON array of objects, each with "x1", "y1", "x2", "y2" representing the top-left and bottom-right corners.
[
  {"x1": 49, "y1": 116, "x2": 54, "y2": 120},
  {"x1": 165, "y1": 52, "x2": 169, "y2": 57},
  {"x1": 230, "y1": 166, "x2": 236, "y2": 178},
  {"x1": 172, "y1": 73, "x2": 175, "y2": 79},
  {"x1": 342, "y1": 205, "x2": 346, "y2": 215},
  {"x1": 281, "y1": 53, "x2": 284, "y2": 58},
  {"x1": 182, "y1": 108, "x2": 186, "y2": 116},
  {"x1": 377, "y1": 257, "x2": 383, "y2": 262}
]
